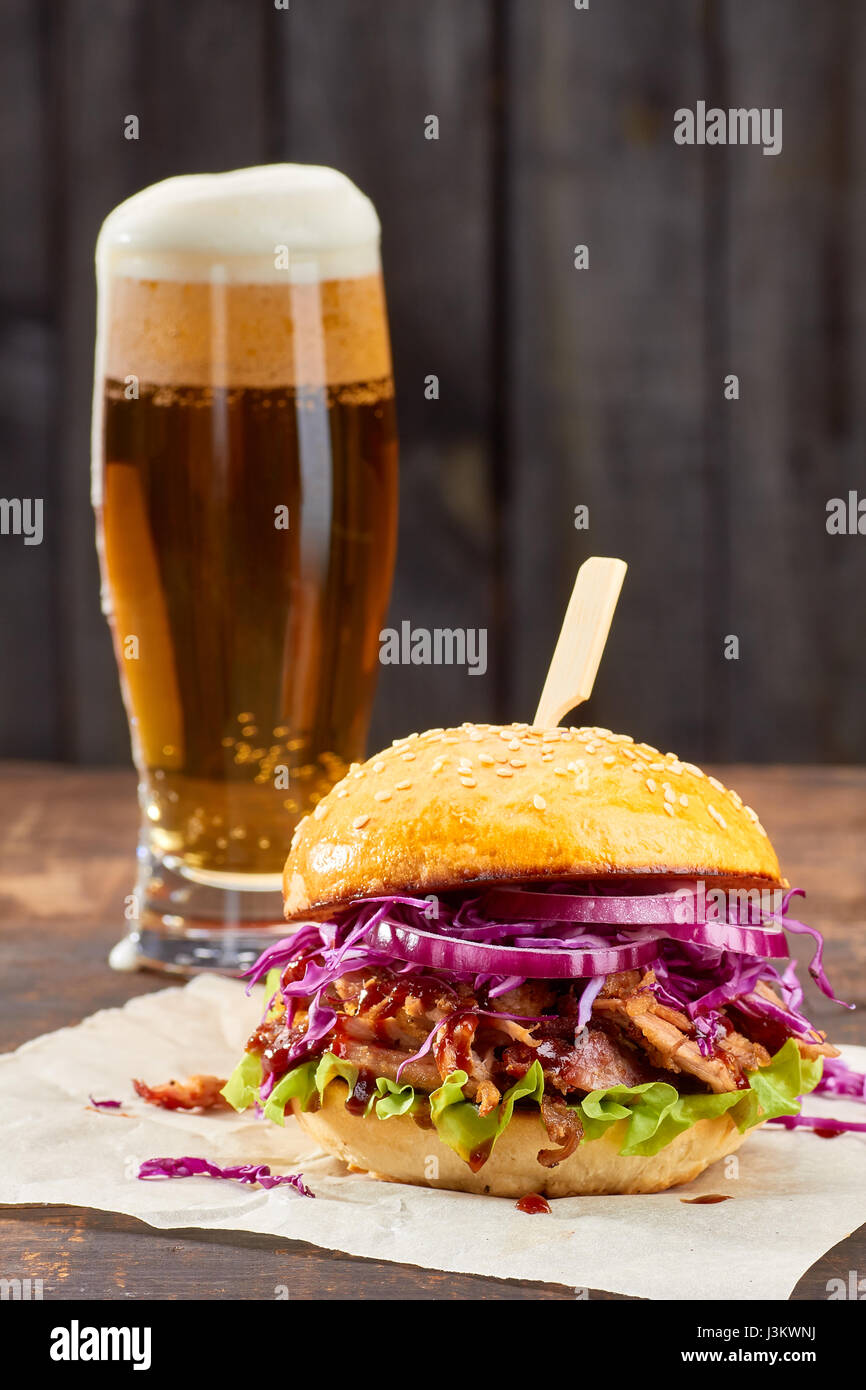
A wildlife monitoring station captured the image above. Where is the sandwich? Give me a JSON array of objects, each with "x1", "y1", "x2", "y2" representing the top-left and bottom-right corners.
[{"x1": 222, "y1": 723, "x2": 841, "y2": 1196}]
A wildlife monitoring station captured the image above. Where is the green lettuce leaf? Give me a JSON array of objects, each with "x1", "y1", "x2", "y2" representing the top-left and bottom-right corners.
[
  {"x1": 429, "y1": 1061, "x2": 546, "y2": 1165},
  {"x1": 264, "y1": 1059, "x2": 318, "y2": 1126},
  {"x1": 220, "y1": 1051, "x2": 263, "y2": 1111},
  {"x1": 263, "y1": 1052, "x2": 361, "y2": 1127},
  {"x1": 576, "y1": 1038, "x2": 823, "y2": 1156},
  {"x1": 219, "y1": 969, "x2": 283, "y2": 1111},
  {"x1": 313, "y1": 1053, "x2": 359, "y2": 1104},
  {"x1": 373, "y1": 1075, "x2": 419, "y2": 1119},
  {"x1": 222, "y1": 1038, "x2": 823, "y2": 1159}
]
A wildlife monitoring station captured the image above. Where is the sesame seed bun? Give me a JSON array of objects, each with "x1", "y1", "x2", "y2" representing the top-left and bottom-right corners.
[
  {"x1": 291, "y1": 1082, "x2": 753, "y2": 1196},
  {"x1": 283, "y1": 723, "x2": 782, "y2": 919}
]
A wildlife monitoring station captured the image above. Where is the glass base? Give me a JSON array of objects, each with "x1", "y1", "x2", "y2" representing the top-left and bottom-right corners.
[{"x1": 110, "y1": 845, "x2": 289, "y2": 976}]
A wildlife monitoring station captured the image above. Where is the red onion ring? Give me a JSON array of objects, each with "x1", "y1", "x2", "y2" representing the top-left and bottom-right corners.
[
  {"x1": 368, "y1": 921, "x2": 662, "y2": 979},
  {"x1": 482, "y1": 886, "x2": 786, "y2": 931}
]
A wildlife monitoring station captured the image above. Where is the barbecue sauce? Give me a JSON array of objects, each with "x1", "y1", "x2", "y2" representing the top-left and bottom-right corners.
[
  {"x1": 433, "y1": 1011, "x2": 477, "y2": 1074},
  {"x1": 356, "y1": 973, "x2": 446, "y2": 1041},
  {"x1": 516, "y1": 1193, "x2": 551, "y2": 1215},
  {"x1": 680, "y1": 1194, "x2": 733, "y2": 1204},
  {"x1": 468, "y1": 1138, "x2": 494, "y2": 1173},
  {"x1": 813, "y1": 1127, "x2": 842, "y2": 1139},
  {"x1": 412, "y1": 1100, "x2": 435, "y2": 1130},
  {"x1": 345, "y1": 1069, "x2": 378, "y2": 1117}
]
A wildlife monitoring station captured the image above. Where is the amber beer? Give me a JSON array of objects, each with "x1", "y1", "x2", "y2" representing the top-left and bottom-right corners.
[{"x1": 93, "y1": 166, "x2": 398, "y2": 969}]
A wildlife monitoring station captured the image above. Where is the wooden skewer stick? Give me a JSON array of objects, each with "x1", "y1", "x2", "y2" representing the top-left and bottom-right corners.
[{"x1": 533, "y1": 556, "x2": 627, "y2": 728}]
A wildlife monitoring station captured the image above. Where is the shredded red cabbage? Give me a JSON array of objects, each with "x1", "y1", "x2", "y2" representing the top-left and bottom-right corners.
[
  {"x1": 768, "y1": 889, "x2": 853, "y2": 1010},
  {"x1": 815, "y1": 1056, "x2": 866, "y2": 1100},
  {"x1": 769, "y1": 1053, "x2": 866, "y2": 1135},
  {"x1": 768, "y1": 1115, "x2": 866, "y2": 1135},
  {"x1": 89, "y1": 1096, "x2": 123, "y2": 1110},
  {"x1": 244, "y1": 883, "x2": 843, "y2": 1078},
  {"x1": 138, "y1": 1156, "x2": 313, "y2": 1195}
]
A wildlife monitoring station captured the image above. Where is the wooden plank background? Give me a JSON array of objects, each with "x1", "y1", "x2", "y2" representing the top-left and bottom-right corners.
[{"x1": 0, "y1": 0, "x2": 864, "y2": 766}]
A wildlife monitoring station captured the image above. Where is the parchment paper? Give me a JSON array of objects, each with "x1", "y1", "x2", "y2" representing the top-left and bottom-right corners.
[{"x1": 1, "y1": 974, "x2": 864, "y2": 1301}]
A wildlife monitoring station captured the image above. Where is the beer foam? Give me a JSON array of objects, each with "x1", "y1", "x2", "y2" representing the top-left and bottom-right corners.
[
  {"x1": 96, "y1": 164, "x2": 381, "y2": 283},
  {"x1": 95, "y1": 166, "x2": 392, "y2": 389}
]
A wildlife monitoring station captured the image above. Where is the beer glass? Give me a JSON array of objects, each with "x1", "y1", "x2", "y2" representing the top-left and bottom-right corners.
[{"x1": 92, "y1": 165, "x2": 398, "y2": 972}]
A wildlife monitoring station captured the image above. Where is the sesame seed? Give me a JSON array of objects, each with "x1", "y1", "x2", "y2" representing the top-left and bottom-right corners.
[
  {"x1": 667, "y1": 762, "x2": 683, "y2": 775},
  {"x1": 495, "y1": 766, "x2": 513, "y2": 778},
  {"x1": 541, "y1": 752, "x2": 555, "y2": 761},
  {"x1": 401, "y1": 751, "x2": 416, "y2": 761},
  {"x1": 679, "y1": 794, "x2": 689, "y2": 807},
  {"x1": 553, "y1": 766, "x2": 566, "y2": 775},
  {"x1": 353, "y1": 770, "x2": 365, "y2": 779},
  {"x1": 374, "y1": 790, "x2": 391, "y2": 802},
  {"x1": 313, "y1": 804, "x2": 328, "y2": 820},
  {"x1": 683, "y1": 762, "x2": 704, "y2": 778},
  {"x1": 431, "y1": 758, "x2": 445, "y2": 772},
  {"x1": 349, "y1": 763, "x2": 360, "y2": 773},
  {"x1": 352, "y1": 815, "x2": 369, "y2": 829},
  {"x1": 744, "y1": 805, "x2": 759, "y2": 822},
  {"x1": 478, "y1": 754, "x2": 495, "y2": 767},
  {"x1": 460, "y1": 777, "x2": 477, "y2": 788},
  {"x1": 336, "y1": 788, "x2": 349, "y2": 798},
  {"x1": 542, "y1": 731, "x2": 559, "y2": 743},
  {"x1": 621, "y1": 747, "x2": 635, "y2": 759},
  {"x1": 649, "y1": 761, "x2": 665, "y2": 771},
  {"x1": 395, "y1": 780, "x2": 411, "y2": 790},
  {"x1": 708, "y1": 776, "x2": 725, "y2": 793},
  {"x1": 509, "y1": 758, "x2": 526, "y2": 768},
  {"x1": 663, "y1": 802, "x2": 675, "y2": 816},
  {"x1": 585, "y1": 743, "x2": 599, "y2": 754},
  {"x1": 372, "y1": 760, "x2": 385, "y2": 773},
  {"x1": 728, "y1": 790, "x2": 743, "y2": 807},
  {"x1": 508, "y1": 739, "x2": 521, "y2": 751},
  {"x1": 533, "y1": 794, "x2": 546, "y2": 810},
  {"x1": 468, "y1": 731, "x2": 483, "y2": 742},
  {"x1": 664, "y1": 786, "x2": 675, "y2": 803},
  {"x1": 707, "y1": 804, "x2": 727, "y2": 829},
  {"x1": 603, "y1": 755, "x2": 615, "y2": 766},
  {"x1": 646, "y1": 778, "x2": 657, "y2": 793},
  {"x1": 494, "y1": 752, "x2": 509, "y2": 764}
]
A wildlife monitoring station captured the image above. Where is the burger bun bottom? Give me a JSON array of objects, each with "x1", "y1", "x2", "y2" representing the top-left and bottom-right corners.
[{"x1": 291, "y1": 1083, "x2": 752, "y2": 1197}]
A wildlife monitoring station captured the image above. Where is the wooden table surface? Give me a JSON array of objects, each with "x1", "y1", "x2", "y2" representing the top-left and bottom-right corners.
[{"x1": 1, "y1": 762, "x2": 864, "y2": 1300}]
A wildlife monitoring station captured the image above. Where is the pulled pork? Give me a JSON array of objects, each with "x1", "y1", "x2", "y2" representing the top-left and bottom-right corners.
[
  {"x1": 133, "y1": 1074, "x2": 230, "y2": 1111},
  {"x1": 249, "y1": 963, "x2": 838, "y2": 1167}
]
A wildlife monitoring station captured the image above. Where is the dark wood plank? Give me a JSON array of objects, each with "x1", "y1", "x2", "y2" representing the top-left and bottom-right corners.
[
  {"x1": 275, "y1": 0, "x2": 498, "y2": 742},
  {"x1": 506, "y1": 0, "x2": 711, "y2": 754},
  {"x1": 0, "y1": 3, "x2": 61, "y2": 758},
  {"x1": 722, "y1": 0, "x2": 866, "y2": 761},
  {"x1": 0, "y1": 1207, "x2": 588, "y2": 1301}
]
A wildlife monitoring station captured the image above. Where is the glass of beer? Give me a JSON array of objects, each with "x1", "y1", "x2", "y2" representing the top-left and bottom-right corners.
[{"x1": 92, "y1": 165, "x2": 398, "y2": 972}]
